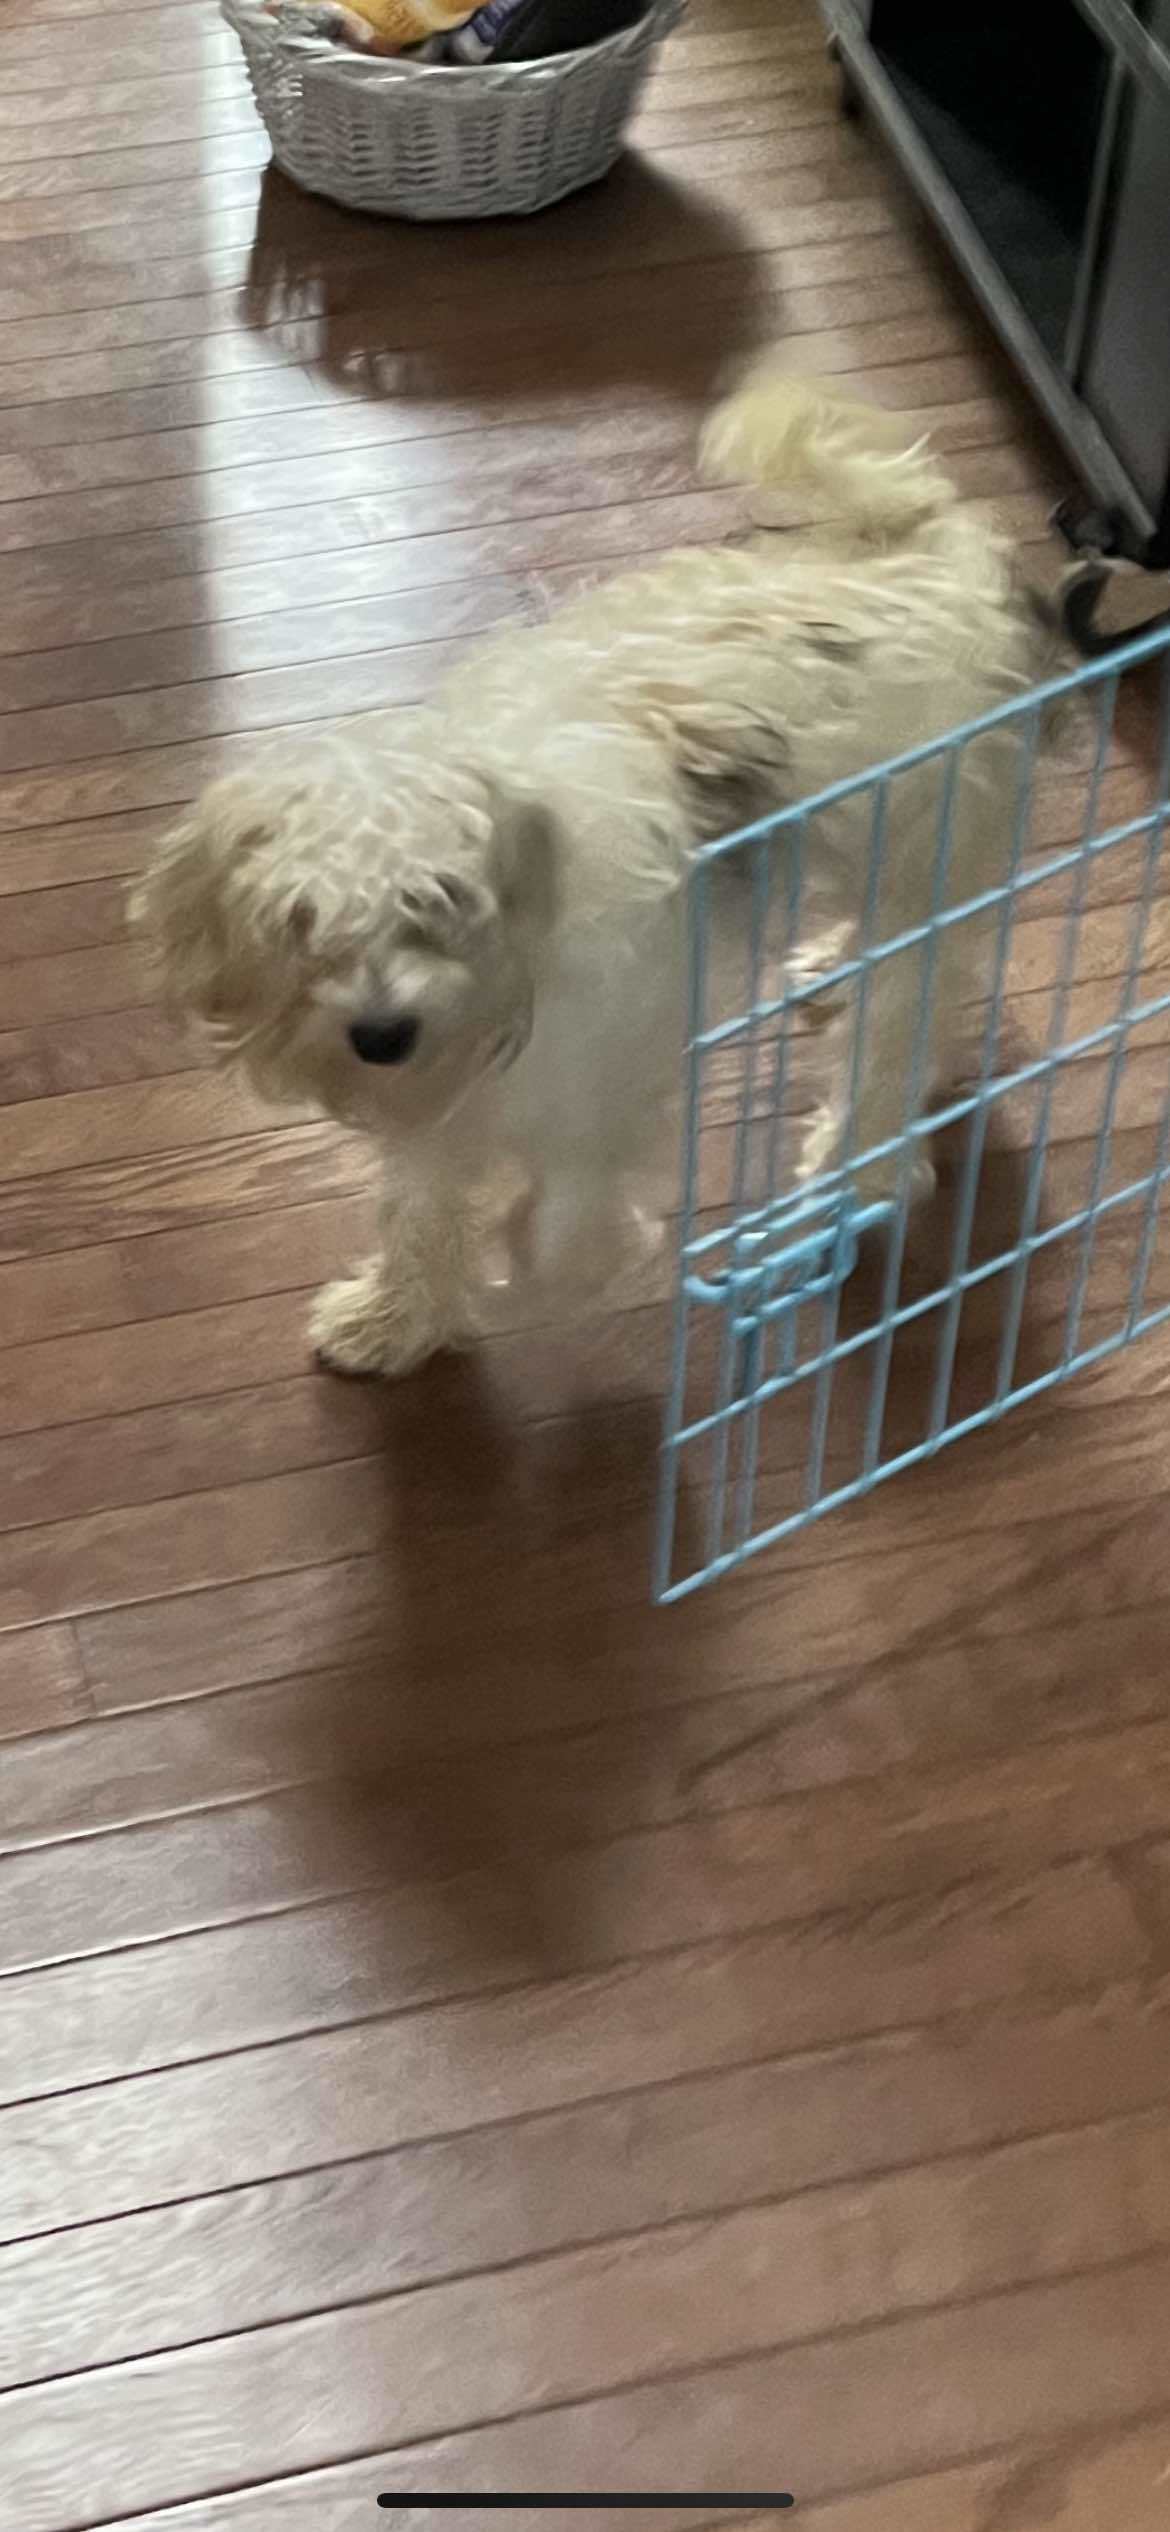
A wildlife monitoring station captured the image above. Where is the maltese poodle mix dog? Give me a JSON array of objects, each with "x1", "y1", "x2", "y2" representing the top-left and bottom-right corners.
[{"x1": 134, "y1": 374, "x2": 1053, "y2": 1378}]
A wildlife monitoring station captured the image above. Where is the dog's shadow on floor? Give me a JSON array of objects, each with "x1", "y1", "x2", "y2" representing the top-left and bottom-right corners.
[
  {"x1": 240, "y1": 159, "x2": 773, "y2": 405},
  {"x1": 293, "y1": 1333, "x2": 707, "y2": 1988}
]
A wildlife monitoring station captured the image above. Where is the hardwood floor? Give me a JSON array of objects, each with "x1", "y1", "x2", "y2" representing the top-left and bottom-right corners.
[{"x1": 3, "y1": 0, "x2": 1170, "y2": 2524}]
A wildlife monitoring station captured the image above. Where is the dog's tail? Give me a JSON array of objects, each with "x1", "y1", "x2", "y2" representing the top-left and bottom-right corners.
[{"x1": 700, "y1": 368, "x2": 955, "y2": 547}]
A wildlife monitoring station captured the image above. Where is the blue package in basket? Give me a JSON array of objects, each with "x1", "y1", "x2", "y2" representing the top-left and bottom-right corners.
[{"x1": 447, "y1": 0, "x2": 646, "y2": 61}]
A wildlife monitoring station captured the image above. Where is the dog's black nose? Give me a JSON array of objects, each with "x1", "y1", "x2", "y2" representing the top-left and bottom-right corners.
[{"x1": 348, "y1": 1015, "x2": 421, "y2": 1066}]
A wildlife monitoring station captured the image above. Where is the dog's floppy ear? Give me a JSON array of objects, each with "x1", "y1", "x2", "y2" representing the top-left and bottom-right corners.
[
  {"x1": 483, "y1": 784, "x2": 560, "y2": 933},
  {"x1": 130, "y1": 786, "x2": 292, "y2": 1033}
]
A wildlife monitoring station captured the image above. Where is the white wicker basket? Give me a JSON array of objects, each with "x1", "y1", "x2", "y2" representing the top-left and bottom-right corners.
[{"x1": 222, "y1": 0, "x2": 686, "y2": 220}]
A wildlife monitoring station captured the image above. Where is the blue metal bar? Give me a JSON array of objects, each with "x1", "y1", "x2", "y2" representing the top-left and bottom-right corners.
[
  {"x1": 861, "y1": 741, "x2": 963, "y2": 1479},
  {"x1": 1125, "y1": 1053, "x2": 1170, "y2": 1340},
  {"x1": 1063, "y1": 675, "x2": 1170, "y2": 1361},
  {"x1": 927, "y1": 703, "x2": 1044, "y2": 1441},
  {"x1": 842, "y1": 774, "x2": 891, "y2": 1157},
  {"x1": 734, "y1": 809, "x2": 813, "y2": 1548},
  {"x1": 994, "y1": 671, "x2": 1119, "y2": 1404},
  {"x1": 760, "y1": 808, "x2": 812, "y2": 1203},
  {"x1": 713, "y1": 837, "x2": 772, "y2": 1565},
  {"x1": 801, "y1": 778, "x2": 888, "y2": 1512},
  {"x1": 653, "y1": 855, "x2": 711, "y2": 1603}
]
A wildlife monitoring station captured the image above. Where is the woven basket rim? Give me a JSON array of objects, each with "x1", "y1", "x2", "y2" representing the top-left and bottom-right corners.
[{"x1": 221, "y1": 0, "x2": 684, "y2": 91}]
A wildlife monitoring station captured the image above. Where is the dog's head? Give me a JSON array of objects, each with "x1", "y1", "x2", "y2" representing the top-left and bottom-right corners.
[{"x1": 131, "y1": 730, "x2": 557, "y2": 1135}]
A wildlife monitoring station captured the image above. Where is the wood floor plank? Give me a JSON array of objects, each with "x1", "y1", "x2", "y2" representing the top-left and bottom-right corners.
[
  {"x1": 0, "y1": 1287, "x2": 315, "y2": 1441},
  {"x1": 0, "y1": 1237, "x2": 132, "y2": 1349},
  {"x1": 0, "y1": 488, "x2": 744, "y2": 668},
  {"x1": 0, "y1": 1069, "x2": 295, "y2": 1186},
  {"x1": 0, "y1": 1121, "x2": 360, "y2": 1263},
  {"x1": 0, "y1": 19, "x2": 237, "y2": 76},
  {"x1": 80, "y1": 2411, "x2": 1170, "y2": 2532},
  {"x1": 0, "y1": 1067, "x2": 1149, "y2": 1262},
  {"x1": 121, "y1": 1190, "x2": 364, "y2": 1315},
  {"x1": 0, "y1": 1855, "x2": 1147, "y2": 2238},
  {"x1": 0, "y1": 938, "x2": 150, "y2": 1026},
  {"x1": 0, "y1": 468, "x2": 730, "y2": 615},
  {"x1": 0, "y1": 372, "x2": 1030, "y2": 570},
  {"x1": 0, "y1": 164, "x2": 889, "y2": 330},
  {"x1": 0, "y1": 875, "x2": 128, "y2": 954},
  {"x1": 9, "y1": 2128, "x2": 1170, "y2": 2527},
  {"x1": 0, "y1": 216, "x2": 922, "y2": 373},
  {"x1": 0, "y1": 114, "x2": 910, "y2": 270},
  {"x1": 0, "y1": 571, "x2": 538, "y2": 719},
  {"x1": 0, "y1": 1451, "x2": 385, "y2": 1629},
  {"x1": 5, "y1": 2067, "x2": 1170, "y2": 2395},
  {"x1": 68, "y1": 1449, "x2": 1170, "y2": 1713},
  {"x1": 0, "y1": 307, "x2": 965, "y2": 496},
  {"x1": 0, "y1": 72, "x2": 245, "y2": 142},
  {"x1": 0, "y1": 1004, "x2": 212, "y2": 1106},
  {"x1": 0, "y1": 256, "x2": 935, "y2": 415},
  {"x1": 4, "y1": 1710, "x2": 1170, "y2": 2110},
  {"x1": 9, "y1": 2186, "x2": 1170, "y2": 2528},
  {"x1": 2, "y1": 0, "x2": 209, "y2": 19},
  {"x1": 0, "y1": 1621, "x2": 87, "y2": 1738},
  {"x1": 0, "y1": 390, "x2": 1021, "y2": 622},
  {"x1": 6, "y1": 1588, "x2": 1170, "y2": 1852},
  {"x1": 0, "y1": 726, "x2": 390, "y2": 836},
  {"x1": 792, "y1": 2421, "x2": 1170, "y2": 2532},
  {"x1": 0, "y1": 44, "x2": 820, "y2": 194},
  {"x1": 8, "y1": 1657, "x2": 1170, "y2": 1978},
  {"x1": 0, "y1": 807, "x2": 168, "y2": 894},
  {"x1": 0, "y1": 1198, "x2": 348, "y2": 1356}
]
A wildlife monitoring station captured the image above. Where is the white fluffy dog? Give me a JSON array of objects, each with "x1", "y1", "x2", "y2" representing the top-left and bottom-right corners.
[{"x1": 134, "y1": 374, "x2": 1052, "y2": 1377}]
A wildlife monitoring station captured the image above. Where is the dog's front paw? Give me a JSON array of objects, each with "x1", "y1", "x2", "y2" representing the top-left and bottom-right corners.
[{"x1": 310, "y1": 1265, "x2": 450, "y2": 1380}]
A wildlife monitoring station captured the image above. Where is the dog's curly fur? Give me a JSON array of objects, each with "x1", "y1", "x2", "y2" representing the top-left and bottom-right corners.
[{"x1": 133, "y1": 373, "x2": 1055, "y2": 1376}]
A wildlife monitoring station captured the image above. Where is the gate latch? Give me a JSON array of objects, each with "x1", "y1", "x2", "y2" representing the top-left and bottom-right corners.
[{"x1": 683, "y1": 1182, "x2": 892, "y2": 1339}]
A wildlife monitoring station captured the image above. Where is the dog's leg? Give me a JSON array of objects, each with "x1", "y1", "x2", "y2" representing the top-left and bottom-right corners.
[
  {"x1": 799, "y1": 938, "x2": 955, "y2": 1210},
  {"x1": 311, "y1": 1157, "x2": 474, "y2": 1378},
  {"x1": 512, "y1": 1170, "x2": 663, "y2": 1301}
]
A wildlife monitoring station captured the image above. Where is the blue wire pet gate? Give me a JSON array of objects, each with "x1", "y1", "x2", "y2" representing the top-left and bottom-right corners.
[{"x1": 654, "y1": 624, "x2": 1170, "y2": 1603}]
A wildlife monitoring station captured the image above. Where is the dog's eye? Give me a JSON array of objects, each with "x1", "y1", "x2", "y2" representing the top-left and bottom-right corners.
[{"x1": 348, "y1": 1016, "x2": 421, "y2": 1066}]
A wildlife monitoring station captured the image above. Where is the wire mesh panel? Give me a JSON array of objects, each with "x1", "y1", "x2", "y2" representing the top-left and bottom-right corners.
[{"x1": 655, "y1": 624, "x2": 1170, "y2": 1602}]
